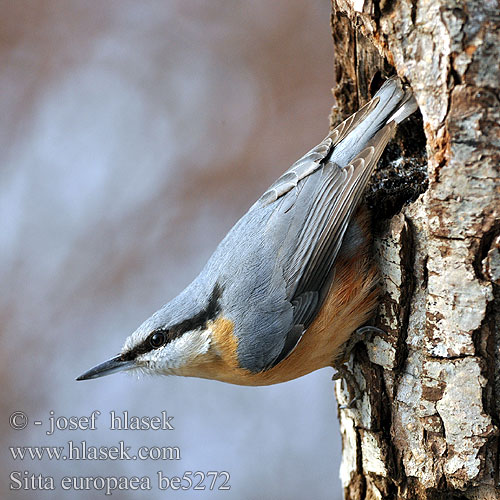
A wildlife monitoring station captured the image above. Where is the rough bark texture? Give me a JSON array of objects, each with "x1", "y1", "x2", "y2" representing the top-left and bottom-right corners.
[{"x1": 330, "y1": 1, "x2": 500, "y2": 499}]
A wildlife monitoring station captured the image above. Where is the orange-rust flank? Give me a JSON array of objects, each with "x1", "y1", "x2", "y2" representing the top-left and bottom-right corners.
[
  {"x1": 177, "y1": 210, "x2": 379, "y2": 386},
  {"x1": 210, "y1": 317, "x2": 240, "y2": 369}
]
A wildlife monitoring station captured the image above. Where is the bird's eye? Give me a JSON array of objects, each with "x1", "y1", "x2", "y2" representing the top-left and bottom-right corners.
[{"x1": 149, "y1": 331, "x2": 167, "y2": 349}]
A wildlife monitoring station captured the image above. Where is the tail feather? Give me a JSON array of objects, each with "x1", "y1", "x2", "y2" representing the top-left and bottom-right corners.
[
  {"x1": 371, "y1": 75, "x2": 417, "y2": 124},
  {"x1": 388, "y1": 91, "x2": 418, "y2": 124},
  {"x1": 329, "y1": 76, "x2": 417, "y2": 167}
]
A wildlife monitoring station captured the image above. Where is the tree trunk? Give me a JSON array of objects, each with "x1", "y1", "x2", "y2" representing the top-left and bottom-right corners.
[{"x1": 330, "y1": 1, "x2": 500, "y2": 499}]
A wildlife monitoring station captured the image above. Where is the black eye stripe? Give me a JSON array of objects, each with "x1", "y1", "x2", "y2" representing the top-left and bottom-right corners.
[
  {"x1": 121, "y1": 282, "x2": 223, "y2": 362},
  {"x1": 121, "y1": 329, "x2": 171, "y2": 360},
  {"x1": 168, "y1": 283, "x2": 222, "y2": 335}
]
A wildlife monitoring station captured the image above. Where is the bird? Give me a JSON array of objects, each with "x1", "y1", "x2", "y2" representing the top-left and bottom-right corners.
[{"x1": 77, "y1": 76, "x2": 417, "y2": 386}]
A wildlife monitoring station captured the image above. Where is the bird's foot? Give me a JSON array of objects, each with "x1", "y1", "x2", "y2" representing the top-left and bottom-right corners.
[
  {"x1": 354, "y1": 325, "x2": 385, "y2": 337},
  {"x1": 332, "y1": 363, "x2": 361, "y2": 409}
]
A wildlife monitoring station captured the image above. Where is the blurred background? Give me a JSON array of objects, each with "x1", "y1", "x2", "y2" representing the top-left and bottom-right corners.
[{"x1": 0, "y1": 1, "x2": 341, "y2": 498}]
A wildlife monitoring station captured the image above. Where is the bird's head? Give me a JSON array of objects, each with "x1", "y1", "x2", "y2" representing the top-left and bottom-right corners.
[{"x1": 77, "y1": 283, "x2": 224, "y2": 381}]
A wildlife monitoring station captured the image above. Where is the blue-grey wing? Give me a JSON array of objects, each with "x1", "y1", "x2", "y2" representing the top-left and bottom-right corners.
[
  {"x1": 258, "y1": 96, "x2": 380, "y2": 207},
  {"x1": 228, "y1": 77, "x2": 416, "y2": 372},
  {"x1": 261, "y1": 123, "x2": 397, "y2": 370}
]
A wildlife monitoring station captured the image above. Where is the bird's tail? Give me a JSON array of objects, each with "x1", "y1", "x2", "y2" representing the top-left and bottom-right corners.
[
  {"x1": 379, "y1": 77, "x2": 418, "y2": 124},
  {"x1": 357, "y1": 76, "x2": 418, "y2": 134},
  {"x1": 329, "y1": 76, "x2": 417, "y2": 167}
]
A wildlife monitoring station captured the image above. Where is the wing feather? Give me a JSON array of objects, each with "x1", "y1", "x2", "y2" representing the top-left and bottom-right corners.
[
  {"x1": 265, "y1": 122, "x2": 396, "y2": 368},
  {"x1": 259, "y1": 97, "x2": 381, "y2": 206}
]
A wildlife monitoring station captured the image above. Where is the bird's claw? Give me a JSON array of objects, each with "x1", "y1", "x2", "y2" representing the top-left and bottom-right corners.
[
  {"x1": 355, "y1": 325, "x2": 385, "y2": 336},
  {"x1": 338, "y1": 395, "x2": 360, "y2": 410},
  {"x1": 332, "y1": 363, "x2": 363, "y2": 409}
]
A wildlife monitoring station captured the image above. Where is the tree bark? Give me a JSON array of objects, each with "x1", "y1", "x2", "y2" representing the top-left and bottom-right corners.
[{"x1": 330, "y1": 1, "x2": 500, "y2": 499}]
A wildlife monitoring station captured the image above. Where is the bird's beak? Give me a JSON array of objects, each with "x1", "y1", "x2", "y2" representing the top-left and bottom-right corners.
[{"x1": 76, "y1": 355, "x2": 134, "y2": 381}]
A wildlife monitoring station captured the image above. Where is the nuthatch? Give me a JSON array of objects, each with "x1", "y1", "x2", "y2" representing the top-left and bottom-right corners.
[{"x1": 77, "y1": 76, "x2": 417, "y2": 386}]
